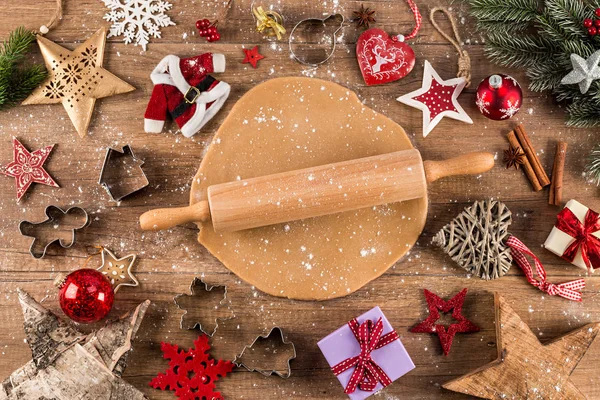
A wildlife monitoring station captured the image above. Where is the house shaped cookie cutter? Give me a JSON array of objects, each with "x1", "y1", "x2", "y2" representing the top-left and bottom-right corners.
[{"x1": 99, "y1": 145, "x2": 149, "y2": 201}]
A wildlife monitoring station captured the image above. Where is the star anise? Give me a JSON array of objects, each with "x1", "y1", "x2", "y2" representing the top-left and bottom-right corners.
[
  {"x1": 353, "y1": 4, "x2": 376, "y2": 28},
  {"x1": 504, "y1": 145, "x2": 526, "y2": 170}
]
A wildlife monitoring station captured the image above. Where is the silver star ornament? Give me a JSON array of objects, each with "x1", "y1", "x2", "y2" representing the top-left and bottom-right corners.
[{"x1": 561, "y1": 50, "x2": 600, "y2": 94}]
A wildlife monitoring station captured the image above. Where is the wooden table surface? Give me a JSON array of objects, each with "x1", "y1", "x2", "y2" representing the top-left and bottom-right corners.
[{"x1": 1, "y1": 0, "x2": 599, "y2": 399}]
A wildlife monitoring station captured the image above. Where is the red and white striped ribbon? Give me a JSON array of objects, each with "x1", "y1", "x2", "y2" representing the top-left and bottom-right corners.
[
  {"x1": 506, "y1": 236, "x2": 585, "y2": 302},
  {"x1": 394, "y1": 0, "x2": 422, "y2": 41},
  {"x1": 331, "y1": 318, "x2": 399, "y2": 394}
]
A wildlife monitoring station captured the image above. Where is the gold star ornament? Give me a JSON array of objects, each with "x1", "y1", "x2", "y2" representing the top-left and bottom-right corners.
[
  {"x1": 443, "y1": 293, "x2": 600, "y2": 399},
  {"x1": 22, "y1": 27, "x2": 135, "y2": 137},
  {"x1": 96, "y1": 247, "x2": 139, "y2": 293}
]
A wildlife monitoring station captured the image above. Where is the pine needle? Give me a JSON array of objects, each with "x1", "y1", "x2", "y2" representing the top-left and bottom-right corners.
[{"x1": 585, "y1": 145, "x2": 600, "y2": 185}]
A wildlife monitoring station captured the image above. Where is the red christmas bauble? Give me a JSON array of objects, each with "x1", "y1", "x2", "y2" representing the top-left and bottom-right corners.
[
  {"x1": 57, "y1": 269, "x2": 114, "y2": 323},
  {"x1": 475, "y1": 74, "x2": 523, "y2": 121}
]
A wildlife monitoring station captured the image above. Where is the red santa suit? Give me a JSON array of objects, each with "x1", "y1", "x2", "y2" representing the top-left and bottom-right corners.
[{"x1": 144, "y1": 53, "x2": 230, "y2": 138}]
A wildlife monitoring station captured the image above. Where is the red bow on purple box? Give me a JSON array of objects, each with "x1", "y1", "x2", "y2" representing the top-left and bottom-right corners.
[
  {"x1": 555, "y1": 207, "x2": 600, "y2": 273},
  {"x1": 331, "y1": 318, "x2": 399, "y2": 394}
]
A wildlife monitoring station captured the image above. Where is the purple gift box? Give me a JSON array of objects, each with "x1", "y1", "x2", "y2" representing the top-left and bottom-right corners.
[{"x1": 317, "y1": 306, "x2": 415, "y2": 400}]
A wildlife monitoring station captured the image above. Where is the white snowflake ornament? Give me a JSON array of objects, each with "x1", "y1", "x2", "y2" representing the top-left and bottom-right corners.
[
  {"x1": 396, "y1": 61, "x2": 472, "y2": 137},
  {"x1": 102, "y1": 0, "x2": 176, "y2": 51}
]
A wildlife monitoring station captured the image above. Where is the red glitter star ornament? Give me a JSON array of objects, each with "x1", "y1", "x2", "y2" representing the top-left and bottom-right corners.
[
  {"x1": 150, "y1": 335, "x2": 234, "y2": 400},
  {"x1": 242, "y1": 45, "x2": 265, "y2": 68},
  {"x1": 1, "y1": 137, "x2": 59, "y2": 201},
  {"x1": 396, "y1": 61, "x2": 472, "y2": 138},
  {"x1": 410, "y1": 288, "x2": 479, "y2": 356}
]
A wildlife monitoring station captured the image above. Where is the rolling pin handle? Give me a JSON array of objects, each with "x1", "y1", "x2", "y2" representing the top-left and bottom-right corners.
[
  {"x1": 139, "y1": 200, "x2": 211, "y2": 231},
  {"x1": 423, "y1": 152, "x2": 495, "y2": 184}
]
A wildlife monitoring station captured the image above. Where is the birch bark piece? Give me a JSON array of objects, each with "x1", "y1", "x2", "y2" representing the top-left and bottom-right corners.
[{"x1": 191, "y1": 77, "x2": 427, "y2": 300}]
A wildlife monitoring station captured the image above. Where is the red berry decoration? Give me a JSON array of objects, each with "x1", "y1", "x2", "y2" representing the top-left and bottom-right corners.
[
  {"x1": 196, "y1": 19, "x2": 221, "y2": 42},
  {"x1": 56, "y1": 268, "x2": 114, "y2": 323},
  {"x1": 584, "y1": 18, "x2": 593, "y2": 27},
  {"x1": 595, "y1": 19, "x2": 600, "y2": 27},
  {"x1": 595, "y1": 7, "x2": 600, "y2": 17},
  {"x1": 589, "y1": 26, "x2": 598, "y2": 36},
  {"x1": 475, "y1": 74, "x2": 523, "y2": 121}
]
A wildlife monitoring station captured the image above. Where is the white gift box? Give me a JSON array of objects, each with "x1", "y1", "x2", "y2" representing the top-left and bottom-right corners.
[{"x1": 544, "y1": 199, "x2": 600, "y2": 272}]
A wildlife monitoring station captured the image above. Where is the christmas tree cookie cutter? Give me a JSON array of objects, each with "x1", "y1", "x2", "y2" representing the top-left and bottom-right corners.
[
  {"x1": 99, "y1": 145, "x2": 149, "y2": 202},
  {"x1": 234, "y1": 327, "x2": 296, "y2": 378},
  {"x1": 174, "y1": 277, "x2": 234, "y2": 336},
  {"x1": 19, "y1": 206, "x2": 89, "y2": 259},
  {"x1": 289, "y1": 14, "x2": 344, "y2": 66}
]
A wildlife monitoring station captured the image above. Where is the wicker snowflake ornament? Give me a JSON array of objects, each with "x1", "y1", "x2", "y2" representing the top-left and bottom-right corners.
[
  {"x1": 102, "y1": 0, "x2": 175, "y2": 51},
  {"x1": 432, "y1": 200, "x2": 513, "y2": 280},
  {"x1": 22, "y1": 28, "x2": 135, "y2": 137}
]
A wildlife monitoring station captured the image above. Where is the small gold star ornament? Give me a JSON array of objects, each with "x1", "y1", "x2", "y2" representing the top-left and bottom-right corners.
[
  {"x1": 96, "y1": 247, "x2": 139, "y2": 293},
  {"x1": 22, "y1": 27, "x2": 135, "y2": 137}
]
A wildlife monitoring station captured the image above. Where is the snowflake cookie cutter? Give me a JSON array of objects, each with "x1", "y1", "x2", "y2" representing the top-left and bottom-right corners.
[
  {"x1": 289, "y1": 14, "x2": 345, "y2": 66},
  {"x1": 174, "y1": 277, "x2": 235, "y2": 336},
  {"x1": 233, "y1": 327, "x2": 296, "y2": 379},
  {"x1": 99, "y1": 145, "x2": 149, "y2": 202},
  {"x1": 19, "y1": 206, "x2": 89, "y2": 259}
]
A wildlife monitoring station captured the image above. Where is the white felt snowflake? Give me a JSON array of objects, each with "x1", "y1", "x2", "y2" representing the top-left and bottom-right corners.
[
  {"x1": 475, "y1": 92, "x2": 490, "y2": 115},
  {"x1": 500, "y1": 99, "x2": 520, "y2": 119},
  {"x1": 102, "y1": 0, "x2": 176, "y2": 51}
]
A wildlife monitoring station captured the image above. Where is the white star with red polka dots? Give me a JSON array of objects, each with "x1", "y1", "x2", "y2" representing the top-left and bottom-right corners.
[{"x1": 396, "y1": 61, "x2": 472, "y2": 137}]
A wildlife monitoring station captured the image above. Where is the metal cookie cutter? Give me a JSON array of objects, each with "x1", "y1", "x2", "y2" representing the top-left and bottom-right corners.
[
  {"x1": 174, "y1": 277, "x2": 235, "y2": 336},
  {"x1": 19, "y1": 206, "x2": 89, "y2": 259},
  {"x1": 234, "y1": 327, "x2": 296, "y2": 378},
  {"x1": 289, "y1": 13, "x2": 345, "y2": 66},
  {"x1": 99, "y1": 145, "x2": 149, "y2": 202}
]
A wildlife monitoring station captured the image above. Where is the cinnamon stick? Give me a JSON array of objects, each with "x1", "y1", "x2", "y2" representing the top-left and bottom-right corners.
[
  {"x1": 507, "y1": 130, "x2": 542, "y2": 191},
  {"x1": 514, "y1": 124, "x2": 551, "y2": 187},
  {"x1": 549, "y1": 141, "x2": 568, "y2": 206}
]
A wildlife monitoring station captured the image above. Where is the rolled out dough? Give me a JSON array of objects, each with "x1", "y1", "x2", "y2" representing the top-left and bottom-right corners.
[{"x1": 191, "y1": 77, "x2": 427, "y2": 300}]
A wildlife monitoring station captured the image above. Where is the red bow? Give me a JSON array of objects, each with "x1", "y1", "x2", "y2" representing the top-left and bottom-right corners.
[
  {"x1": 506, "y1": 236, "x2": 585, "y2": 301},
  {"x1": 331, "y1": 318, "x2": 399, "y2": 394},
  {"x1": 555, "y1": 207, "x2": 600, "y2": 273}
]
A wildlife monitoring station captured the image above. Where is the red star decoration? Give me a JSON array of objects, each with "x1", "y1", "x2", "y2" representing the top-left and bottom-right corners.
[
  {"x1": 1, "y1": 138, "x2": 59, "y2": 201},
  {"x1": 150, "y1": 335, "x2": 234, "y2": 400},
  {"x1": 410, "y1": 288, "x2": 479, "y2": 356},
  {"x1": 242, "y1": 46, "x2": 265, "y2": 68}
]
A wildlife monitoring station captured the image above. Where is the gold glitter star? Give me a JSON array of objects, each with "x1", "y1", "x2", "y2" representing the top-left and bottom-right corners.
[{"x1": 22, "y1": 28, "x2": 135, "y2": 137}]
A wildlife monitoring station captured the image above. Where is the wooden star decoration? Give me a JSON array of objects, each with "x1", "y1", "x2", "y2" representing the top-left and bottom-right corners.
[
  {"x1": 443, "y1": 293, "x2": 600, "y2": 399},
  {"x1": 0, "y1": 289, "x2": 150, "y2": 399},
  {"x1": 1, "y1": 137, "x2": 58, "y2": 201},
  {"x1": 22, "y1": 27, "x2": 135, "y2": 138},
  {"x1": 242, "y1": 45, "x2": 265, "y2": 68},
  {"x1": 397, "y1": 60, "x2": 472, "y2": 137},
  {"x1": 96, "y1": 247, "x2": 139, "y2": 293}
]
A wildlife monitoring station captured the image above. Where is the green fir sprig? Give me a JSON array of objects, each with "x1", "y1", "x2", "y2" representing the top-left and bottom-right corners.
[
  {"x1": 469, "y1": 0, "x2": 600, "y2": 127},
  {"x1": 586, "y1": 144, "x2": 600, "y2": 185},
  {"x1": 0, "y1": 27, "x2": 47, "y2": 111}
]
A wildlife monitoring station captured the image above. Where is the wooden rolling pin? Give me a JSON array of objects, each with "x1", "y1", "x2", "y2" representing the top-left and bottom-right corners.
[{"x1": 140, "y1": 149, "x2": 494, "y2": 232}]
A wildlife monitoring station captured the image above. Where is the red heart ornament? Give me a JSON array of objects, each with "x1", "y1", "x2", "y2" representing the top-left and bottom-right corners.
[{"x1": 356, "y1": 28, "x2": 416, "y2": 86}]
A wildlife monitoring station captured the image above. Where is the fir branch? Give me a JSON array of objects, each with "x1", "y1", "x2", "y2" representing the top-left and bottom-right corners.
[
  {"x1": 565, "y1": 99, "x2": 600, "y2": 127},
  {"x1": 0, "y1": 27, "x2": 46, "y2": 110},
  {"x1": 527, "y1": 55, "x2": 570, "y2": 91},
  {"x1": 544, "y1": 0, "x2": 590, "y2": 39},
  {"x1": 476, "y1": 20, "x2": 532, "y2": 36},
  {"x1": 484, "y1": 32, "x2": 556, "y2": 68},
  {"x1": 535, "y1": 11, "x2": 595, "y2": 56},
  {"x1": 585, "y1": 144, "x2": 600, "y2": 186},
  {"x1": 469, "y1": 0, "x2": 539, "y2": 23}
]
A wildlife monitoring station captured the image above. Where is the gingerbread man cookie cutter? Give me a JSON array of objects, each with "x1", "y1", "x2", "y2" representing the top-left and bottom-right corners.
[
  {"x1": 234, "y1": 327, "x2": 296, "y2": 378},
  {"x1": 19, "y1": 206, "x2": 89, "y2": 259}
]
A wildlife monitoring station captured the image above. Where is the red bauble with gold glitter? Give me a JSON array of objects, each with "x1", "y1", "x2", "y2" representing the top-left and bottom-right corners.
[
  {"x1": 475, "y1": 74, "x2": 523, "y2": 121},
  {"x1": 55, "y1": 269, "x2": 114, "y2": 323}
]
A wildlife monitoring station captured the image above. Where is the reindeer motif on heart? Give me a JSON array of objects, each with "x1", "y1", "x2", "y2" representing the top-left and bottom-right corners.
[{"x1": 356, "y1": 29, "x2": 416, "y2": 86}]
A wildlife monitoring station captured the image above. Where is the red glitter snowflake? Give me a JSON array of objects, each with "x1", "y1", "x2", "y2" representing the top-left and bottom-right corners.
[
  {"x1": 150, "y1": 335, "x2": 234, "y2": 400},
  {"x1": 410, "y1": 288, "x2": 479, "y2": 356}
]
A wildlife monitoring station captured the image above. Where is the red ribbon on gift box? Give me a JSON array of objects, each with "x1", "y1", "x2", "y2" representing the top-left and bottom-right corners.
[
  {"x1": 507, "y1": 236, "x2": 585, "y2": 301},
  {"x1": 555, "y1": 207, "x2": 600, "y2": 273},
  {"x1": 331, "y1": 318, "x2": 399, "y2": 394}
]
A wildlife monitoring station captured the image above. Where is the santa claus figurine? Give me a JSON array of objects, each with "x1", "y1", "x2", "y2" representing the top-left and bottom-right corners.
[{"x1": 144, "y1": 53, "x2": 230, "y2": 137}]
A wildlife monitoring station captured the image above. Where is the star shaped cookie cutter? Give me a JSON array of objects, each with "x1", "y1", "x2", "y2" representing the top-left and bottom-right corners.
[
  {"x1": 19, "y1": 206, "x2": 89, "y2": 259},
  {"x1": 174, "y1": 277, "x2": 235, "y2": 336},
  {"x1": 234, "y1": 327, "x2": 296, "y2": 379}
]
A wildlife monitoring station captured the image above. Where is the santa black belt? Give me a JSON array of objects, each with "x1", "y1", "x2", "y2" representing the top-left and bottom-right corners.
[{"x1": 170, "y1": 75, "x2": 217, "y2": 119}]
